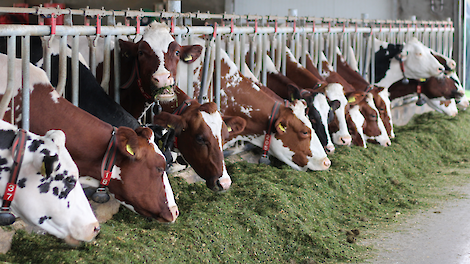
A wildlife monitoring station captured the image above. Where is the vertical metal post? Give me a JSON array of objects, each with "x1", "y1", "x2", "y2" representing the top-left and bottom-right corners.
[
  {"x1": 261, "y1": 33, "x2": 267, "y2": 86},
  {"x1": 42, "y1": 38, "x2": 51, "y2": 80},
  {"x1": 0, "y1": 36, "x2": 16, "y2": 121},
  {"x1": 214, "y1": 32, "x2": 221, "y2": 110},
  {"x1": 56, "y1": 36, "x2": 67, "y2": 96},
  {"x1": 22, "y1": 36, "x2": 30, "y2": 130},
  {"x1": 71, "y1": 35, "x2": 79, "y2": 106},
  {"x1": 114, "y1": 36, "x2": 120, "y2": 103},
  {"x1": 186, "y1": 34, "x2": 194, "y2": 98},
  {"x1": 281, "y1": 33, "x2": 286, "y2": 76},
  {"x1": 240, "y1": 33, "x2": 246, "y2": 75},
  {"x1": 101, "y1": 35, "x2": 111, "y2": 93}
]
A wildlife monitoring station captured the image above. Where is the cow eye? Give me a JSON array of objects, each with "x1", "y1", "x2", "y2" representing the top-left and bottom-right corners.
[
  {"x1": 138, "y1": 50, "x2": 143, "y2": 56},
  {"x1": 175, "y1": 50, "x2": 180, "y2": 56},
  {"x1": 195, "y1": 134, "x2": 205, "y2": 145}
]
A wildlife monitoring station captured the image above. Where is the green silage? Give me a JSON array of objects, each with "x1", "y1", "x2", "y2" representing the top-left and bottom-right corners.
[{"x1": 2, "y1": 110, "x2": 470, "y2": 263}]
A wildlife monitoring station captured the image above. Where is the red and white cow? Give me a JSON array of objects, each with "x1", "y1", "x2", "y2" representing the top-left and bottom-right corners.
[
  {"x1": 104, "y1": 22, "x2": 244, "y2": 192},
  {"x1": 373, "y1": 38, "x2": 445, "y2": 132},
  {"x1": 263, "y1": 53, "x2": 338, "y2": 154},
  {"x1": 320, "y1": 52, "x2": 391, "y2": 147},
  {"x1": 0, "y1": 54, "x2": 178, "y2": 223},
  {"x1": 335, "y1": 48, "x2": 394, "y2": 139},
  {"x1": 179, "y1": 39, "x2": 330, "y2": 171},
  {"x1": 0, "y1": 120, "x2": 99, "y2": 245},
  {"x1": 284, "y1": 49, "x2": 352, "y2": 147}
]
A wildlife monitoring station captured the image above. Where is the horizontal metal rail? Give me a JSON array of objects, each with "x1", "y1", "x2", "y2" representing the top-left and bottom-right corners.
[{"x1": 0, "y1": 6, "x2": 454, "y2": 127}]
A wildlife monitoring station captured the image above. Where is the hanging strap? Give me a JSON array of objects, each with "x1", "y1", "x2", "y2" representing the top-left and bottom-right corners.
[
  {"x1": 120, "y1": 59, "x2": 152, "y2": 101},
  {"x1": 98, "y1": 127, "x2": 118, "y2": 189},
  {"x1": 1, "y1": 129, "x2": 27, "y2": 212},
  {"x1": 261, "y1": 101, "x2": 282, "y2": 158}
]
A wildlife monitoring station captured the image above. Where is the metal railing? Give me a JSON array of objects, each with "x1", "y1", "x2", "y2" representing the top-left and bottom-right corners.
[{"x1": 0, "y1": 6, "x2": 454, "y2": 128}]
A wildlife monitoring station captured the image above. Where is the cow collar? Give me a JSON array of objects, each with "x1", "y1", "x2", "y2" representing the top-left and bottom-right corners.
[
  {"x1": 0, "y1": 129, "x2": 27, "y2": 226},
  {"x1": 171, "y1": 100, "x2": 192, "y2": 149},
  {"x1": 415, "y1": 78, "x2": 428, "y2": 106},
  {"x1": 259, "y1": 101, "x2": 282, "y2": 165},
  {"x1": 91, "y1": 127, "x2": 118, "y2": 203},
  {"x1": 394, "y1": 55, "x2": 409, "y2": 84}
]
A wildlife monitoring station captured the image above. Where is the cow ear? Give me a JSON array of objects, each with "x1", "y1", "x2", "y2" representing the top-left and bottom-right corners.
[
  {"x1": 41, "y1": 154, "x2": 59, "y2": 178},
  {"x1": 119, "y1": 39, "x2": 139, "y2": 60},
  {"x1": 287, "y1": 85, "x2": 301, "y2": 100},
  {"x1": 180, "y1": 45, "x2": 203, "y2": 64},
  {"x1": 329, "y1": 99, "x2": 341, "y2": 111},
  {"x1": 274, "y1": 118, "x2": 288, "y2": 135},
  {"x1": 115, "y1": 127, "x2": 141, "y2": 159},
  {"x1": 153, "y1": 112, "x2": 186, "y2": 136},
  {"x1": 222, "y1": 116, "x2": 246, "y2": 138}
]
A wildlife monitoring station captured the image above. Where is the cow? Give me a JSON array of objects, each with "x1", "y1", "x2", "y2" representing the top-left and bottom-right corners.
[
  {"x1": 152, "y1": 88, "x2": 246, "y2": 191},
  {"x1": 0, "y1": 53, "x2": 178, "y2": 223},
  {"x1": 320, "y1": 52, "x2": 391, "y2": 147},
  {"x1": 335, "y1": 48, "x2": 394, "y2": 138},
  {"x1": 178, "y1": 39, "x2": 330, "y2": 171},
  {"x1": 284, "y1": 49, "x2": 352, "y2": 147},
  {"x1": 262, "y1": 53, "x2": 339, "y2": 154},
  {"x1": 95, "y1": 22, "x2": 244, "y2": 192},
  {"x1": 0, "y1": 120, "x2": 100, "y2": 245},
  {"x1": 373, "y1": 38, "x2": 445, "y2": 133}
]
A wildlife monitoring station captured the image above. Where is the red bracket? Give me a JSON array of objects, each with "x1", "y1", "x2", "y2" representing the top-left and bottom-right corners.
[
  {"x1": 96, "y1": 15, "x2": 101, "y2": 35},
  {"x1": 213, "y1": 22, "x2": 217, "y2": 38},
  {"x1": 136, "y1": 16, "x2": 141, "y2": 34},
  {"x1": 171, "y1": 16, "x2": 175, "y2": 33},
  {"x1": 230, "y1": 18, "x2": 234, "y2": 33},
  {"x1": 50, "y1": 14, "x2": 57, "y2": 35}
]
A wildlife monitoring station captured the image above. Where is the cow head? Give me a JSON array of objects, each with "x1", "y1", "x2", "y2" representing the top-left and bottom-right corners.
[
  {"x1": 270, "y1": 100, "x2": 331, "y2": 171},
  {"x1": 300, "y1": 90, "x2": 339, "y2": 154},
  {"x1": 154, "y1": 101, "x2": 245, "y2": 191},
  {"x1": 110, "y1": 126, "x2": 178, "y2": 222},
  {"x1": 358, "y1": 93, "x2": 391, "y2": 146},
  {"x1": 374, "y1": 38, "x2": 444, "y2": 87},
  {"x1": 325, "y1": 83, "x2": 352, "y2": 146},
  {"x1": 422, "y1": 96, "x2": 458, "y2": 117},
  {"x1": 119, "y1": 21, "x2": 202, "y2": 103},
  {"x1": 0, "y1": 123, "x2": 99, "y2": 246}
]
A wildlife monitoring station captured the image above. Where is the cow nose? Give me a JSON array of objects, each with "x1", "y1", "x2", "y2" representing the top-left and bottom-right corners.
[
  {"x1": 322, "y1": 157, "x2": 331, "y2": 169},
  {"x1": 340, "y1": 136, "x2": 352, "y2": 146},
  {"x1": 385, "y1": 140, "x2": 391, "y2": 147},
  {"x1": 216, "y1": 177, "x2": 232, "y2": 191},
  {"x1": 94, "y1": 225, "x2": 100, "y2": 234},
  {"x1": 169, "y1": 205, "x2": 179, "y2": 222},
  {"x1": 152, "y1": 72, "x2": 173, "y2": 87},
  {"x1": 325, "y1": 144, "x2": 335, "y2": 154}
]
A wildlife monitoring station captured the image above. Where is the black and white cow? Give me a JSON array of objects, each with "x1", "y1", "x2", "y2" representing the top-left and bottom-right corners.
[{"x1": 0, "y1": 120, "x2": 100, "y2": 245}]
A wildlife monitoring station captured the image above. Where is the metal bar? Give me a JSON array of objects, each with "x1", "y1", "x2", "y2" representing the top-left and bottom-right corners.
[
  {"x1": 261, "y1": 33, "x2": 268, "y2": 86},
  {"x1": 71, "y1": 35, "x2": 80, "y2": 106},
  {"x1": 240, "y1": 33, "x2": 246, "y2": 75},
  {"x1": 21, "y1": 36, "x2": 30, "y2": 130},
  {"x1": 114, "y1": 36, "x2": 120, "y2": 103},
  {"x1": 100, "y1": 35, "x2": 111, "y2": 93},
  {"x1": 0, "y1": 36, "x2": 16, "y2": 121},
  {"x1": 56, "y1": 35, "x2": 67, "y2": 96},
  {"x1": 186, "y1": 35, "x2": 194, "y2": 98},
  {"x1": 41, "y1": 37, "x2": 51, "y2": 80},
  {"x1": 281, "y1": 33, "x2": 287, "y2": 76},
  {"x1": 214, "y1": 33, "x2": 221, "y2": 110}
]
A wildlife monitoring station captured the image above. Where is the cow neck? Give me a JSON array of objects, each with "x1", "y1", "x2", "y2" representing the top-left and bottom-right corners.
[
  {"x1": 1, "y1": 129, "x2": 27, "y2": 225},
  {"x1": 121, "y1": 59, "x2": 152, "y2": 101},
  {"x1": 170, "y1": 99, "x2": 194, "y2": 149},
  {"x1": 261, "y1": 101, "x2": 282, "y2": 160},
  {"x1": 29, "y1": 84, "x2": 116, "y2": 179}
]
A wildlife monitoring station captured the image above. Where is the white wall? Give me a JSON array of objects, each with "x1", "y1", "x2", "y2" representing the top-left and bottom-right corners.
[{"x1": 230, "y1": 0, "x2": 395, "y2": 20}]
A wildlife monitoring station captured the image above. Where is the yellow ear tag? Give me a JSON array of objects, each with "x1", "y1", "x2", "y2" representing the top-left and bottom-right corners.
[
  {"x1": 40, "y1": 162, "x2": 46, "y2": 177},
  {"x1": 419, "y1": 78, "x2": 426, "y2": 82},
  {"x1": 278, "y1": 123, "x2": 286, "y2": 132},
  {"x1": 227, "y1": 126, "x2": 232, "y2": 132},
  {"x1": 126, "y1": 144, "x2": 135, "y2": 156},
  {"x1": 184, "y1": 54, "x2": 193, "y2": 62},
  {"x1": 167, "y1": 124, "x2": 174, "y2": 129},
  {"x1": 348, "y1": 97, "x2": 356, "y2": 103}
]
